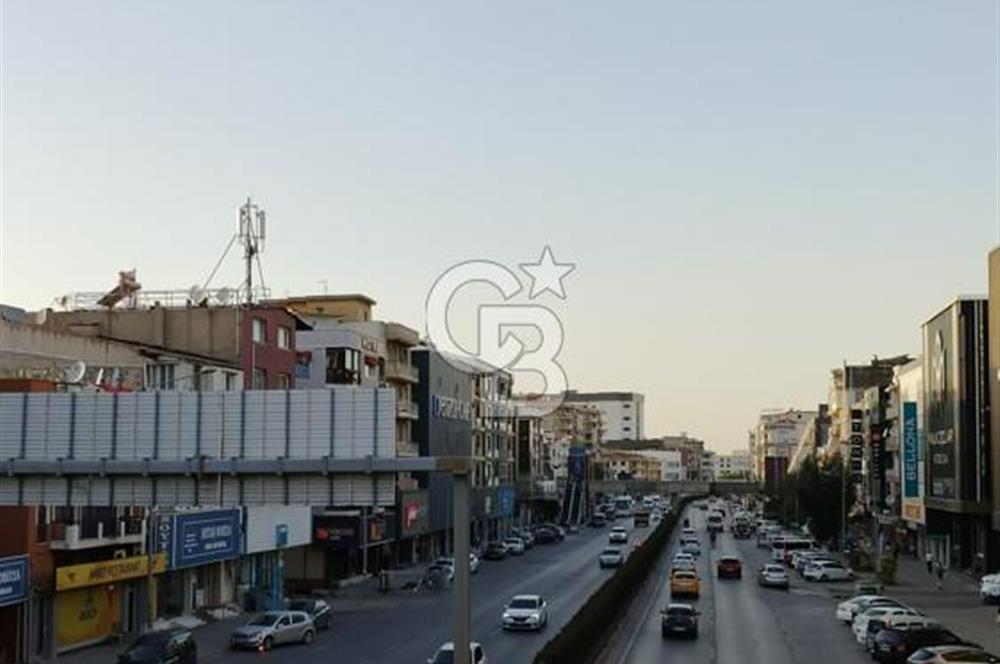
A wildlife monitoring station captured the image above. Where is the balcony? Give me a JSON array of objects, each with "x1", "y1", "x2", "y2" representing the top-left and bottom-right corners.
[
  {"x1": 48, "y1": 517, "x2": 146, "y2": 550},
  {"x1": 396, "y1": 441, "x2": 420, "y2": 457},
  {"x1": 396, "y1": 400, "x2": 419, "y2": 420},
  {"x1": 385, "y1": 360, "x2": 419, "y2": 384}
]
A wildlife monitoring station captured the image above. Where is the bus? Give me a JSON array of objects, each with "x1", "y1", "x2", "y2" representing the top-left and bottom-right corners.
[
  {"x1": 771, "y1": 537, "x2": 816, "y2": 563},
  {"x1": 613, "y1": 495, "x2": 635, "y2": 518}
]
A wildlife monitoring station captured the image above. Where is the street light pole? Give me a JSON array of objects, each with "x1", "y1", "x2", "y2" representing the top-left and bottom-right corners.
[{"x1": 453, "y1": 470, "x2": 471, "y2": 664}]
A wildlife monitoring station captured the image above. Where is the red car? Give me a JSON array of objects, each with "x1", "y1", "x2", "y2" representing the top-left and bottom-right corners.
[{"x1": 717, "y1": 555, "x2": 742, "y2": 579}]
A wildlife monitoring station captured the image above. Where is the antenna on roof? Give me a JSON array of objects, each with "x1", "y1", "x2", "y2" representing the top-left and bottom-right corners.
[{"x1": 238, "y1": 197, "x2": 266, "y2": 306}]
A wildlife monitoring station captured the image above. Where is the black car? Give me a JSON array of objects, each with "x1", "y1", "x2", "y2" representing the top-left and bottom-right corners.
[
  {"x1": 483, "y1": 542, "x2": 509, "y2": 560},
  {"x1": 285, "y1": 598, "x2": 331, "y2": 630},
  {"x1": 872, "y1": 627, "x2": 969, "y2": 663},
  {"x1": 119, "y1": 629, "x2": 197, "y2": 664},
  {"x1": 535, "y1": 528, "x2": 559, "y2": 544},
  {"x1": 590, "y1": 513, "x2": 607, "y2": 528},
  {"x1": 660, "y1": 604, "x2": 699, "y2": 639}
]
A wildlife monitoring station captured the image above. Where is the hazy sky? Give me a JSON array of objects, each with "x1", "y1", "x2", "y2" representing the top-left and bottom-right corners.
[{"x1": 2, "y1": 2, "x2": 996, "y2": 452}]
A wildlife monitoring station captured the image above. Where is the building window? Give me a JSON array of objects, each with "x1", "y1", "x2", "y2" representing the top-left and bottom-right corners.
[
  {"x1": 253, "y1": 368, "x2": 267, "y2": 390},
  {"x1": 277, "y1": 326, "x2": 291, "y2": 350},
  {"x1": 623, "y1": 415, "x2": 631, "y2": 421},
  {"x1": 623, "y1": 403, "x2": 631, "y2": 409},
  {"x1": 225, "y1": 372, "x2": 239, "y2": 391},
  {"x1": 326, "y1": 347, "x2": 361, "y2": 385},
  {"x1": 146, "y1": 364, "x2": 176, "y2": 390},
  {"x1": 275, "y1": 373, "x2": 290, "y2": 390},
  {"x1": 623, "y1": 426, "x2": 631, "y2": 432},
  {"x1": 252, "y1": 318, "x2": 266, "y2": 343}
]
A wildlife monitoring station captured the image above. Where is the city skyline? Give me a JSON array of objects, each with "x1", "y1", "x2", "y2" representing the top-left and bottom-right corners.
[{"x1": 2, "y1": 1, "x2": 996, "y2": 452}]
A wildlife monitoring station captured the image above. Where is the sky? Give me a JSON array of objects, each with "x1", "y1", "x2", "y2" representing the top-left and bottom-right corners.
[{"x1": 1, "y1": 1, "x2": 997, "y2": 452}]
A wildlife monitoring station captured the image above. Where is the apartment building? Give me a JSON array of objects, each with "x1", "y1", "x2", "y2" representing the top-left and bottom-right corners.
[{"x1": 563, "y1": 391, "x2": 643, "y2": 440}]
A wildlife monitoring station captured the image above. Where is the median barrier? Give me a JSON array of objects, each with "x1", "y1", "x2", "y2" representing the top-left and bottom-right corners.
[{"x1": 533, "y1": 496, "x2": 696, "y2": 664}]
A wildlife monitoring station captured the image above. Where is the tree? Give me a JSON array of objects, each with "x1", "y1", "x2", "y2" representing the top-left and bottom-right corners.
[{"x1": 767, "y1": 454, "x2": 844, "y2": 544}]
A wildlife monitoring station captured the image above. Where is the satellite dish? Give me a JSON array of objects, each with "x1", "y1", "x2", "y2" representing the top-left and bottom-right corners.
[
  {"x1": 215, "y1": 287, "x2": 233, "y2": 305},
  {"x1": 64, "y1": 361, "x2": 87, "y2": 384},
  {"x1": 188, "y1": 285, "x2": 209, "y2": 306}
]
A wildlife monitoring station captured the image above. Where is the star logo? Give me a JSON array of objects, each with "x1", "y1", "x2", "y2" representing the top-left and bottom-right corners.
[{"x1": 520, "y1": 246, "x2": 575, "y2": 299}]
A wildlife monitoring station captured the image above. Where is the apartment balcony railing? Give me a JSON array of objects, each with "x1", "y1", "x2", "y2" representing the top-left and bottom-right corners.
[
  {"x1": 396, "y1": 400, "x2": 419, "y2": 419},
  {"x1": 47, "y1": 517, "x2": 146, "y2": 550},
  {"x1": 384, "y1": 360, "x2": 419, "y2": 383}
]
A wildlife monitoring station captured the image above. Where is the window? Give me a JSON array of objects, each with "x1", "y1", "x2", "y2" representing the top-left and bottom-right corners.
[
  {"x1": 146, "y1": 364, "x2": 176, "y2": 390},
  {"x1": 277, "y1": 326, "x2": 291, "y2": 349},
  {"x1": 623, "y1": 426, "x2": 631, "y2": 432},
  {"x1": 225, "y1": 372, "x2": 238, "y2": 391},
  {"x1": 623, "y1": 403, "x2": 631, "y2": 409},
  {"x1": 275, "y1": 373, "x2": 290, "y2": 390},
  {"x1": 623, "y1": 415, "x2": 631, "y2": 421},
  {"x1": 252, "y1": 318, "x2": 266, "y2": 343},
  {"x1": 326, "y1": 348, "x2": 361, "y2": 385},
  {"x1": 291, "y1": 614, "x2": 305, "y2": 625},
  {"x1": 253, "y1": 368, "x2": 267, "y2": 390}
]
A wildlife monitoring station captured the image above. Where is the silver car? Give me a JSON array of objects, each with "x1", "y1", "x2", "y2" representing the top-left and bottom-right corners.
[
  {"x1": 501, "y1": 594, "x2": 548, "y2": 631},
  {"x1": 230, "y1": 611, "x2": 315, "y2": 651}
]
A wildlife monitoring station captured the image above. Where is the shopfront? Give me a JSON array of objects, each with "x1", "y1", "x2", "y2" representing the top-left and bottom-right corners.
[
  {"x1": 53, "y1": 554, "x2": 166, "y2": 652},
  {"x1": 0, "y1": 555, "x2": 29, "y2": 664},
  {"x1": 155, "y1": 509, "x2": 241, "y2": 618},
  {"x1": 397, "y1": 491, "x2": 430, "y2": 565},
  {"x1": 240, "y1": 507, "x2": 311, "y2": 611},
  {"x1": 313, "y1": 510, "x2": 396, "y2": 581}
]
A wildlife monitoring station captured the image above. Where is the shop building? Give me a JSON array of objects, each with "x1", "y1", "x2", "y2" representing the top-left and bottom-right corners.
[
  {"x1": 0, "y1": 506, "x2": 54, "y2": 664},
  {"x1": 153, "y1": 509, "x2": 242, "y2": 618},
  {"x1": 922, "y1": 297, "x2": 994, "y2": 573},
  {"x1": 239, "y1": 506, "x2": 311, "y2": 611}
]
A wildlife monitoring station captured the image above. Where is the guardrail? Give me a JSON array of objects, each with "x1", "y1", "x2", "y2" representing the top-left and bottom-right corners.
[{"x1": 533, "y1": 495, "x2": 697, "y2": 664}]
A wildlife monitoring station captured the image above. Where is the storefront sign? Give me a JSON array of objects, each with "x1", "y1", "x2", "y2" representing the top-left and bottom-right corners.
[
  {"x1": 432, "y1": 394, "x2": 472, "y2": 421},
  {"x1": 497, "y1": 486, "x2": 515, "y2": 518},
  {"x1": 157, "y1": 510, "x2": 241, "y2": 570},
  {"x1": 56, "y1": 553, "x2": 167, "y2": 591},
  {"x1": 924, "y1": 317, "x2": 957, "y2": 498},
  {"x1": 0, "y1": 555, "x2": 28, "y2": 607},
  {"x1": 849, "y1": 409, "x2": 864, "y2": 482},
  {"x1": 314, "y1": 516, "x2": 359, "y2": 550},
  {"x1": 56, "y1": 586, "x2": 119, "y2": 650},
  {"x1": 399, "y1": 491, "x2": 429, "y2": 538},
  {"x1": 902, "y1": 402, "x2": 919, "y2": 498}
]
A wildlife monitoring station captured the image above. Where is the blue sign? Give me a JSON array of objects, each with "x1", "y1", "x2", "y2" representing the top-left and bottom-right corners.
[
  {"x1": 160, "y1": 510, "x2": 241, "y2": 569},
  {"x1": 497, "y1": 486, "x2": 515, "y2": 518},
  {"x1": 902, "y1": 402, "x2": 919, "y2": 499},
  {"x1": 275, "y1": 524, "x2": 288, "y2": 548},
  {"x1": 0, "y1": 555, "x2": 29, "y2": 607}
]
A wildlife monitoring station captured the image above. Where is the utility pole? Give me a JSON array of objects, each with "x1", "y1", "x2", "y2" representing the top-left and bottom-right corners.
[
  {"x1": 238, "y1": 198, "x2": 266, "y2": 305},
  {"x1": 453, "y1": 470, "x2": 472, "y2": 664}
]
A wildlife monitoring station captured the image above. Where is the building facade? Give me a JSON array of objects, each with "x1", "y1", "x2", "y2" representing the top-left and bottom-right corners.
[{"x1": 563, "y1": 391, "x2": 643, "y2": 441}]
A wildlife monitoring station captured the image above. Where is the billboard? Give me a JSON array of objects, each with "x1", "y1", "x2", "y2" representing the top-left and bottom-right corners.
[
  {"x1": 399, "y1": 490, "x2": 429, "y2": 538},
  {"x1": 924, "y1": 310, "x2": 957, "y2": 499},
  {"x1": 0, "y1": 555, "x2": 28, "y2": 607},
  {"x1": 157, "y1": 509, "x2": 241, "y2": 569}
]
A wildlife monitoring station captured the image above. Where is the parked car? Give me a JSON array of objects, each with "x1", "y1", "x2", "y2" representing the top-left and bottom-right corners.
[
  {"x1": 599, "y1": 547, "x2": 625, "y2": 568},
  {"x1": 980, "y1": 573, "x2": 1000, "y2": 604},
  {"x1": 230, "y1": 611, "x2": 315, "y2": 651},
  {"x1": 803, "y1": 560, "x2": 854, "y2": 582},
  {"x1": 535, "y1": 528, "x2": 559, "y2": 544},
  {"x1": 501, "y1": 594, "x2": 548, "y2": 631},
  {"x1": 504, "y1": 537, "x2": 526, "y2": 555},
  {"x1": 435, "y1": 554, "x2": 481, "y2": 578},
  {"x1": 836, "y1": 595, "x2": 902, "y2": 623},
  {"x1": 285, "y1": 598, "x2": 331, "y2": 630},
  {"x1": 483, "y1": 542, "x2": 509, "y2": 560},
  {"x1": 853, "y1": 607, "x2": 922, "y2": 645},
  {"x1": 670, "y1": 570, "x2": 700, "y2": 598},
  {"x1": 660, "y1": 603, "x2": 699, "y2": 639},
  {"x1": 512, "y1": 530, "x2": 535, "y2": 548},
  {"x1": 867, "y1": 616, "x2": 940, "y2": 653},
  {"x1": 758, "y1": 563, "x2": 789, "y2": 589},
  {"x1": 590, "y1": 513, "x2": 608, "y2": 528},
  {"x1": 428, "y1": 641, "x2": 486, "y2": 664},
  {"x1": 907, "y1": 646, "x2": 1000, "y2": 663},
  {"x1": 119, "y1": 629, "x2": 197, "y2": 664},
  {"x1": 717, "y1": 555, "x2": 742, "y2": 579},
  {"x1": 872, "y1": 626, "x2": 970, "y2": 663},
  {"x1": 609, "y1": 526, "x2": 629, "y2": 544}
]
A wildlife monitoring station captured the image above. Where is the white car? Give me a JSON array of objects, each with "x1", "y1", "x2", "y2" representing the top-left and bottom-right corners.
[
  {"x1": 681, "y1": 539, "x2": 701, "y2": 558},
  {"x1": 609, "y1": 527, "x2": 628, "y2": 544},
  {"x1": 429, "y1": 641, "x2": 486, "y2": 664},
  {"x1": 599, "y1": 547, "x2": 625, "y2": 568},
  {"x1": 672, "y1": 554, "x2": 696, "y2": 572},
  {"x1": 758, "y1": 563, "x2": 789, "y2": 589},
  {"x1": 803, "y1": 560, "x2": 854, "y2": 582},
  {"x1": 980, "y1": 572, "x2": 1000, "y2": 602},
  {"x1": 835, "y1": 595, "x2": 900, "y2": 623},
  {"x1": 504, "y1": 537, "x2": 526, "y2": 555},
  {"x1": 852, "y1": 606, "x2": 920, "y2": 643},
  {"x1": 501, "y1": 594, "x2": 548, "y2": 631},
  {"x1": 435, "y1": 553, "x2": 481, "y2": 578}
]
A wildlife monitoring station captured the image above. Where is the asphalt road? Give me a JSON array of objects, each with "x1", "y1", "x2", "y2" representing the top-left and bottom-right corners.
[
  {"x1": 204, "y1": 519, "x2": 650, "y2": 664},
  {"x1": 609, "y1": 505, "x2": 871, "y2": 664}
]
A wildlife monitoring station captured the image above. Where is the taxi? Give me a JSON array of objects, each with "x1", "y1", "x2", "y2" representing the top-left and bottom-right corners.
[{"x1": 670, "y1": 569, "x2": 700, "y2": 598}]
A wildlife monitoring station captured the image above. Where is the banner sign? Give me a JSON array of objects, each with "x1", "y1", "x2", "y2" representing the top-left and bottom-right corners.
[
  {"x1": 158, "y1": 510, "x2": 241, "y2": 570},
  {"x1": 56, "y1": 553, "x2": 166, "y2": 591},
  {"x1": 902, "y1": 402, "x2": 919, "y2": 498},
  {"x1": 0, "y1": 555, "x2": 28, "y2": 607}
]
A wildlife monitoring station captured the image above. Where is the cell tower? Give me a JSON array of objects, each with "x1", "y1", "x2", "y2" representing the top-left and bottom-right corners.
[{"x1": 238, "y1": 197, "x2": 266, "y2": 305}]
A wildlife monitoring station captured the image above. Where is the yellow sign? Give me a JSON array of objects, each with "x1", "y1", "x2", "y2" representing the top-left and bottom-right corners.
[
  {"x1": 56, "y1": 553, "x2": 166, "y2": 591},
  {"x1": 56, "y1": 586, "x2": 120, "y2": 650}
]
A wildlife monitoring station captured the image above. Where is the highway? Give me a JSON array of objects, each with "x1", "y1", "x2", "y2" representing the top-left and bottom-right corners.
[{"x1": 607, "y1": 505, "x2": 870, "y2": 664}]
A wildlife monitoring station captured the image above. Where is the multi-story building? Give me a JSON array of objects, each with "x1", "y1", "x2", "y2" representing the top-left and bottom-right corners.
[
  {"x1": 788, "y1": 405, "x2": 831, "y2": 473},
  {"x1": 988, "y1": 249, "x2": 1000, "y2": 554},
  {"x1": 600, "y1": 450, "x2": 661, "y2": 482},
  {"x1": 887, "y1": 357, "x2": 925, "y2": 555},
  {"x1": 659, "y1": 435, "x2": 706, "y2": 481},
  {"x1": 713, "y1": 450, "x2": 752, "y2": 479},
  {"x1": 922, "y1": 297, "x2": 994, "y2": 572},
  {"x1": 563, "y1": 391, "x2": 643, "y2": 441},
  {"x1": 538, "y1": 400, "x2": 603, "y2": 448},
  {"x1": 37, "y1": 303, "x2": 306, "y2": 390},
  {"x1": 413, "y1": 349, "x2": 516, "y2": 551},
  {"x1": 700, "y1": 451, "x2": 716, "y2": 481},
  {"x1": 751, "y1": 409, "x2": 817, "y2": 484}
]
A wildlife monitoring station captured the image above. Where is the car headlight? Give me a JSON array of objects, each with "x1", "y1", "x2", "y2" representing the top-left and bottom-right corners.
[{"x1": 528, "y1": 615, "x2": 539, "y2": 623}]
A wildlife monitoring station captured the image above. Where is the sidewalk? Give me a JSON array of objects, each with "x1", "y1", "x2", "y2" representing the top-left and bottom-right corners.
[{"x1": 888, "y1": 554, "x2": 999, "y2": 654}]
